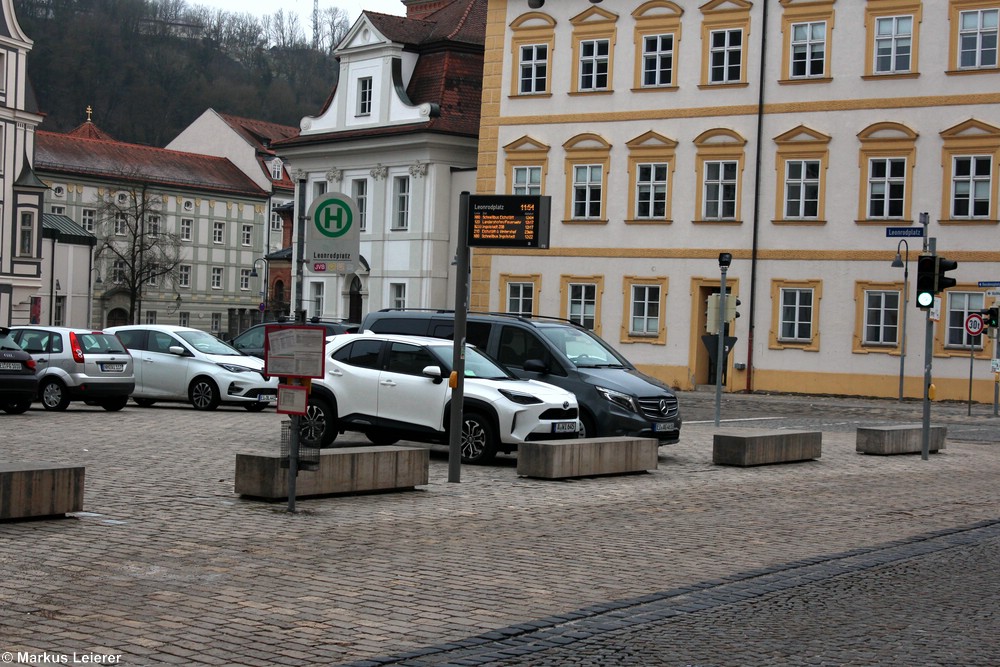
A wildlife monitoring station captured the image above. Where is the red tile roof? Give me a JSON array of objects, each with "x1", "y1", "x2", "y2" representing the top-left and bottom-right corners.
[
  {"x1": 35, "y1": 130, "x2": 268, "y2": 199},
  {"x1": 217, "y1": 112, "x2": 299, "y2": 154}
]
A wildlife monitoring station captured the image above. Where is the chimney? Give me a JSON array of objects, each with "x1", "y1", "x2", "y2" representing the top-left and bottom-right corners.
[{"x1": 401, "y1": 0, "x2": 450, "y2": 19}]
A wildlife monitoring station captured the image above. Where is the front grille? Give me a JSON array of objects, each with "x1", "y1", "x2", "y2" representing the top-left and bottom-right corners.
[
  {"x1": 539, "y1": 407, "x2": 578, "y2": 420},
  {"x1": 637, "y1": 395, "x2": 679, "y2": 421}
]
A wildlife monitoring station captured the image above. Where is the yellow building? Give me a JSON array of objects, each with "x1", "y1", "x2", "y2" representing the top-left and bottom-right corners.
[{"x1": 473, "y1": 0, "x2": 1000, "y2": 401}]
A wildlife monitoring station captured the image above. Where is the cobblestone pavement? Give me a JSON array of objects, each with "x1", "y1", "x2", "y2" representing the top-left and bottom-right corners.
[{"x1": 0, "y1": 390, "x2": 998, "y2": 666}]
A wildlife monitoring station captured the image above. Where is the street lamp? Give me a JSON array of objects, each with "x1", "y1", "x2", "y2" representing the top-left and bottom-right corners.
[
  {"x1": 891, "y1": 239, "x2": 909, "y2": 402},
  {"x1": 250, "y1": 258, "x2": 268, "y2": 317}
]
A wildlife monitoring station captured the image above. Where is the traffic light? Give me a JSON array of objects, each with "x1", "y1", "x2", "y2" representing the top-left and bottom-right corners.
[
  {"x1": 935, "y1": 256, "x2": 958, "y2": 294},
  {"x1": 916, "y1": 254, "x2": 936, "y2": 309},
  {"x1": 987, "y1": 307, "x2": 999, "y2": 328},
  {"x1": 725, "y1": 297, "x2": 741, "y2": 322},
  {"x1": 706, "y1": 294, "x2": 720, "y2": 334}
]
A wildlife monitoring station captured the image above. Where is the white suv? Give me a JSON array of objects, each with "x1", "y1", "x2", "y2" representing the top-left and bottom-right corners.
[{"x1": 301, "y1": 332, "x2": 581, "y2": 464}]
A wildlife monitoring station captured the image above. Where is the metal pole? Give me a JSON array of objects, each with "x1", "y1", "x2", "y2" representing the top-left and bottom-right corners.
[
  {"x1": 715, "y1": 266, "x2": 728, "y2": 427},
  {"x1": 968, "y1": 343, "x2": 975, "y2": 417},
  {"x1": 898, "y1": 241, "x2": 908, "y2": 402},
  {"x1": 287, "y1": 176, "x2": 307, "y2": 512},
  {"x1": 448, "y1": 193, "x2": 471, "y2": 483},
  {"x1": 921, "y1": 237, "x2": 935, "y2": 461}
]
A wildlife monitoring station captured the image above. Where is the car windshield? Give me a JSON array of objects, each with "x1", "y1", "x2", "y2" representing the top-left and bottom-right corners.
[
  {"x1": 538, "y1": 325, "x2": 631, "y2": 369},
  {"x1": 429, "y1": 344, "x2": 514, "y2": 380},
  {"x1": 178, "y1": 330, "x2": 241, "y2": 356}
]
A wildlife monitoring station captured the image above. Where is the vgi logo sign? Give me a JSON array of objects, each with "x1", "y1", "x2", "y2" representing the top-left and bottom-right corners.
[{"x1": 305, "y1": 193, "x2": 360, "y2": 275}]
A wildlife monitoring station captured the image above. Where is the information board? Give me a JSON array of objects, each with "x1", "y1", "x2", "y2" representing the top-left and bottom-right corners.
[
  {"x1": 467, "y1": 195, "x2": 550, "y2": 249},
  {"x1": 263, "y1": 325, "x2": 327, "y2": 379},
  {"x1": 305, "y1": 192, "x2": 360, "y2": 275}
]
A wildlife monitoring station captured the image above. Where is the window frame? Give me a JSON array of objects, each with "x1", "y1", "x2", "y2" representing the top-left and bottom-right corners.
[
  {"x1": 694, "y1": 129, "x2": 746, "y2": 224},
  {"x1": 621, "y1": 276, "x2": 668, "y2": 345},
  {"x1": 352, "y1": 178, "x2": 369, "y2": 232},
  {"x1": 561, "y1": 275, "x2": 604, "y2": 334},
  {"x1": 856, "y1": 122, "x2": 918, "y2": 224},
  {"x1": 391, "y1": 175, "x2": 410, "y2": 231},
  {"x1": 769, "y1": 279, "x2": 822, "y2": 351},
  {"x1": 212, "y1": 221, "x2": 225, "y2": 244},
  {"x1": 357, "y1": 76, "x2": 373, "y2": 116},
  {"x1": 632, "y1": 1, "x2": 683, "y2": 92},
  {"x1": 570, "y1": 6, "x2": 617, "y2": 95},
  {"x1": 626, "y1": 131, "x2": 677, "y2": 224},
  {"x1": 864, "y1": 1, "x2": 922, "y2": 79},
  {"x1": 518, "y1": 43, "x2": 549, "y2": 95},
  {"x1": 240, "y1": 269, "x2": 251, "y2": 291},
  {"x1": 81, "y1": 208, "x2": 96, "y2": 233},
  {"x1": 778, "y1": 0, "x2": 835, "y2": 85},
  {"x1": 853, "y1": 281, "x2": 903, "y2": 354},
  {"x1": 948, "y1": 1, "x2": 1000, "y2": 73},
  {"x1": 178, "y1": 264, "x2": 191, "y2": 289},
  {"x1": 504, "y1": 136, "x2": 550, "y2": 197},
  {"x1": 773, "y1": 125, "x2": 831, "y2": 224},
  {"x1": 500, "y1": 273, "x2": 541, "y2": 317},
  {"x1": 943, "y1": 290, "x2": 987, "y2": 352},
  {"x1": 180, "y1": 217, "x2": 193, "y2": 242},
  {"x1": 211, "y1": 267, "x2": 223, "y2": 290},
  {"x1": 938, "y1": 119, "x2": 1000, "y2": 224},
  {"x1": 17, "y1": 211, "x2": 36, "y2": 257},
  {"x1": 563, "y1": 134, "x2": 611, "y2": 224},
  {"x1": 241, "y1": 224, "x2": 253, "y2": 247},
  {"x1": 509, "y1": 13, "x2": 556, "y2": 98},
  {"x1": 699, "y1": 0, "x2": 752, "y2": 89}
]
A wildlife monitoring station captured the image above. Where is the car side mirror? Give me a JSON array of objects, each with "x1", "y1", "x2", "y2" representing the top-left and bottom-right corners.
[
  {"x1": 523, "y1": 358, "x2": 547, "y2": 374},
  {"x1": 422, "y1": 365, "x2": 444, "y2": 383},
  {"x1": 168, "y1": 345, "x2": 187, "y2": 356}
]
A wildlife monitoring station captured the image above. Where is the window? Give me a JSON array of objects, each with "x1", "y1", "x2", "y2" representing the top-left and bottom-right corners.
[
  {"x1": 50, "y1": 205, "x2": 65, "y2": 215},
  {"x1": 579, "y1": 39, "x2": 610, "y2": 91},
  {"x1": 211, "y1": 267, "x2": 223, "y2": 289},
  {"x1": 179, "y1": 264, "x2": 191, "y2": 288},
  {"x1": 709, "y1": 29, "x2": 742, "y2": 83},
  {"x1": 213, "y1": 221, "x2": 224, "y2": 244},
  {"x1": 959, "y1": 8, "x2": 998, "y2": 69},
  {"x1": 180, "y1": 218, "x2": 193, "y2": 241},
  {"x1": 694, "y1": 128, "x2": 746, "y2": 223},
  {"x1": 147, "y1": 215, "x2": 160, "y2": 237},
  {"x1": 387, "y1": 342, "x2": 437, "y2": 377},
  {"x1": 313, "y1": 181, "x2": 327, "y2": 200},
  {"x1": 270, "y1": 159, "x2": 283, "y2": 180},
  {"x1": 704, "y1": 161, "x2": 738, "y2": 220},
  {"x1": 390, "y1": 283, "x2": 406, "y2": 309},
  {"x1": 147, "y1": 265, "x2": 159, "y2": 287},
  {"x1": 112, "y1": 260, "x2": 127, "y2": 285},
  {"x1": 357, "y1": 76, "x2": 373, "y2": 116},
  {"x1": 240, "y1": 269, "x2": 251, "y2": 291},
  {"x1": 630, "y1": 284, "x2": 661, "y2": 336},
  {"x1": 115, "y1": 212, "x2": 127, "y2": 236},
  {"x1": 311, "y1": 282, "x2": 324, "y2": 317},
  {"x1": 352, "y1": 179, "x2": 368, "y2": 232},
  {"x1": 635, "y1": 163, "x2": 668, "y2": 219},
  {"x1": 179, "y1": 312, "x2": 190, "y2": 327},
  {"x1": 17, "y1": 212, "x2": 35, "y2": 256},
  {"x1": 81, "y1": 208, "x2": 96, "y2": 233},
  {"x1": 865, "y1": 2, "x2": 922, "y2": 77},
  {"x1": 642, "y1": 34, "x2": 674, "y2": 87},
  {"x1": 863, "y1": 290, "x2": 900, "y2": 346},
  {"x1": 947, "y1": 292, "x2": 986, "y2": 349},
  {"x1": 271, "y1": 211, "x2": 283, "y2": 232},
  {"x1": 510, "y1": 13, "x2": 555, "y2": 97},
  {"x1": 54, "y1": 296, "x2": 65, "y2": 327},
  {"x1": 507, "y1": 282, "x2": 534, "y2": 317},
  {"x1": 568, "y1": 283, "x2": 597, "y2": 329},
  {"x1": 573, "y1": 165, "x2": 603, "y2": 219},
  {"x1": 519, "y1": 44, "x2": 548, "y2": 94},
  {"x1": 145, "y1": 311, "x2": 157, "y2": 325},
  {"x1": 211, "y1": 313, "x2": 221, "y2": 332},
  {"x1": 952, "y1": 155, "x2": 993, "y2": 218},
  {"x1": 790, "y1": 21, "x2": 826, "y2": 78},
  {"x1": 868, "y1": 158, "x2": 907, "y2": 218},
  {"x1": 513, "y1": 166, "x2": 542, "y2": 195},
  {"x1": 779, "y1": 288, "x2": 814, "y2": 342},
  {"x1": 241, "y1": 224, "x2": 253, "y2": 247},
  {"x1": 784, "y1": 160, "x2": 821, "y2": 219},
  {"x1": 392, "y1": 176, "x2": 410, "y2": 230}
]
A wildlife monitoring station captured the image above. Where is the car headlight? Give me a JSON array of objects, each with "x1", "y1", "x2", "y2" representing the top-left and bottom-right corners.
[
  {"x1": 498, "y1": 388, "x2": 543, "y2": 405},
  {"x1": 217, "y1": 363, "x2": 255, "y2": 373},
  {"x1": 596, "y1": 386, "x2": 639, "y2": 413}
]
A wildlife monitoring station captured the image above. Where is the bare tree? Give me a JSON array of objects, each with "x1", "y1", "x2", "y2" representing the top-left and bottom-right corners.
[
  {"x1": 316, "y1": 6, "x2": 350, "y2": 54},
  {"x1": 93, "y1": 179, "x2": 184, "y2": 324}
]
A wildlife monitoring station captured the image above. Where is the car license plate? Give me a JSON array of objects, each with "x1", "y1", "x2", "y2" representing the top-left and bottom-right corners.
[
  {"x1": 652, "y1": 422, "x2": 676, "y2": 433},
  {"x1": 102, "y1": 363, "x2": 124, "y2": 372},
  {"x1": 258, "y1": 393, "x2": 275, "y2": 402},
  {"x1": 0, "y1": 362, "x2": 21, "y2": 370},
  {"x1": 552, "y1": 421, "x2": 577, "y2": 433}
]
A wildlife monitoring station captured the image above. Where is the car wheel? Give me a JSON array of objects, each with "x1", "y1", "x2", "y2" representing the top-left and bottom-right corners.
[
  {"x1": 461, "y1": 411, "x2": 498, "y2": 465},
  {"x1": 133, "y1": 398, "x2": 156, "y2": 407},
  {"x1": 244, "y1": 402, "x2": 268, "y2": 412},
  {"x1": 2, "y1": 398, "x2": 32, "y2": 414},
  {"x1": 300, "y1": 396, "x2": 337, "y2": 447},
  {"x1": 40, "y1": 379, "x2": 70, "y2": 411},
  {"x1": 100, "y1": 396, "x2": 129, "y2": 411},
  {"x1": 366, "y1": 430, "x2": 399, "y2": 446},
  {"x1": 189, "y1": 377, "x2": 220, "y2": 411},
  {"x1": 579, "y1": 411, "x2": 597, "y2": 439}
]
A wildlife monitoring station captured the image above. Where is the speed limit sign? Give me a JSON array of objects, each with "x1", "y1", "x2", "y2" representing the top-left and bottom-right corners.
[{"x1": 965, "y1": 312, "x2": 985, "y2": 336}]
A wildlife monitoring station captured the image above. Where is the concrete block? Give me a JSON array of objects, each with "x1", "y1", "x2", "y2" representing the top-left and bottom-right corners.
[
  {"x1": 856, "y1": 424, "x2": 947, "y2": 455},
  {"x1": 235, "y1": 446, "x2": 429, "y2": 500},
  {"x1": 713, "y1": 430, "x2": 822, "y2": 466},
  {"x1": 0, "y1": 462, "x2": 85, "y2": 520},
  {"x1": 517, "y1": 437, "x2": 659, "y2": 479}
]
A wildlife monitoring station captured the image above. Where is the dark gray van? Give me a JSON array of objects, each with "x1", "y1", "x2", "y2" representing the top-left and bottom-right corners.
[{"x1": 360, "y1": 310, "x2": 681, "y2": 445}]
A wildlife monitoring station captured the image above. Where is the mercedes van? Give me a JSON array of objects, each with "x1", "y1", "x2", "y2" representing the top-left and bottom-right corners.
[{"x1": 361, "y1": 310, "x2": 681, "y2": 445}]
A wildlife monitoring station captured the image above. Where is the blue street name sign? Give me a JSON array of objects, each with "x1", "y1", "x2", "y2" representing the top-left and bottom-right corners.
[
  {"x1": 885, "y1": 227, "x2": 925, "y2": 237},
  {"x1": 977, "y1": 281, "x2": 1000, "y2": 287}
]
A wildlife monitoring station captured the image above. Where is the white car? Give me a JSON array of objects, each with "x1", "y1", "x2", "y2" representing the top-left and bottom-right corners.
[
  {"x1": 105, "y1": 325, "x2": 278, "y2": 411},
  {"x1": 301, "y1": 332, "x2": 581, "y2": 464}
]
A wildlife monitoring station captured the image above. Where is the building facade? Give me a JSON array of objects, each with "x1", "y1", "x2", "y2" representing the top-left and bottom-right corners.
[{"x1": 474, "y1": 0, "x2": 1000, "y2": 401}]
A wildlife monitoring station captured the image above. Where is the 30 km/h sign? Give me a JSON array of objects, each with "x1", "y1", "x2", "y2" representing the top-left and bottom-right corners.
[
  {"x1": 965, "y1": 312, "x2": 985, "y2": 337},
  {"x1": 305, "y1": 193, "x2": 360, "y2": 275}
]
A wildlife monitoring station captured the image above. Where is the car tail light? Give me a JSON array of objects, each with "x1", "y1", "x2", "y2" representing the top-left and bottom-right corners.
[
  {"x1": 25, "y1": 358, "x2": 37, "y2": 371},
  {"x1": 68, "y1": 331, "x2": 85, "y2": 363}
]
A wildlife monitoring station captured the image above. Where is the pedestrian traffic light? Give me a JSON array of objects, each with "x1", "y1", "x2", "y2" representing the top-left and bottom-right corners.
[
  {"x1": 935, "y1": 256, "x2": 958, "y2": 294},
  {"x1": 706, "y1": 293, "x2": 720, "y2": 334},
  {"x1": 916, "y1": 254, "x2": 936, "y2": 309},
  {"x1": 987, "y1": 307, "x2": 999, "y2": 328},
  {"x1": 725, "y1": 297, "x2": 741, "y2": 322}
]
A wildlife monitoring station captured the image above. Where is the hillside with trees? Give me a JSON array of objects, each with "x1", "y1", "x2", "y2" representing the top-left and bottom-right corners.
[{"x1": 14, "y1": 0, "x2": 350, "y2": 145}]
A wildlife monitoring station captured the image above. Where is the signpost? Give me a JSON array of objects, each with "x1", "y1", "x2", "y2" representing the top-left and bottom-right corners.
[
  {"x1": 966, "y1": 313, "x2": 986, "y2": 415},
  {"x1": 885, "y1": 227, "x2": 925, "y2": 238},
  {"x1": 306, "y1": 193, "x2": 360, "y2": 275}
]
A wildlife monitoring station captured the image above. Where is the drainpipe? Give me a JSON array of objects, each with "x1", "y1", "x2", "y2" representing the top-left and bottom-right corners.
[{"x1": 745, "y1": 0, "x2": 770, "y2": 393}]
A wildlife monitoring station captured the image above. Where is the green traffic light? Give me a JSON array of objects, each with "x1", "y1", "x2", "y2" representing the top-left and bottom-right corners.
[{"x1": 916, "y1": 291, "x2": 935, "y2": 308}]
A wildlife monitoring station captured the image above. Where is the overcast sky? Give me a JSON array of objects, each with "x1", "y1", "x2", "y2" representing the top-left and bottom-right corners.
[{"x1": 193, "y1": 0, "x2": 405, "y2": 24}]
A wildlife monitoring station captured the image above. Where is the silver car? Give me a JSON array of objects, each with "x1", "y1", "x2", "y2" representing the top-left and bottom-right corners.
[
  {"x1": 10, "y1": 326, "x2": 135, "y2": 411},
  {"x1": 106, "y1": 325, "x2": 278, "y2": 411}
]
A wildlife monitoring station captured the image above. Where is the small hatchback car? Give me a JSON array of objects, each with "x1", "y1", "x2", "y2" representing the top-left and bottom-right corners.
[
  {"x1": 301, "y1": 332, "x2": 581, "y2": 464},
  {"x1": 0, "y1": 327, "x2": 38, "y2": 414},
  {"x1": 106, "y1": 324, "x2": 278, "y2": 411},
  {"x1": 10, "y1": 326, "x2": 135, "y2": 411}
]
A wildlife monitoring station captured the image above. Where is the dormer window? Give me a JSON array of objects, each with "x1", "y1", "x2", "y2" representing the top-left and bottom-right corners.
[
  {"x1": 357, "y1": 77, "x2": 373, "y2": 116},
  {"x1": 270, "y1": 159, "x2": 283, "y2": 180}
]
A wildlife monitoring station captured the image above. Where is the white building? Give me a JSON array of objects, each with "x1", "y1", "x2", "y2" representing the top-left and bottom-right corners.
[{"x1": 472, "y1": 0, "x2": 1000, "y2": 402}]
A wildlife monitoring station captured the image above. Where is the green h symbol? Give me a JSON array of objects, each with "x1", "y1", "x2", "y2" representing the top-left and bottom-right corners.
[{"x1": 315, "y1": 200, "x2": 351, "y2": 238}]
